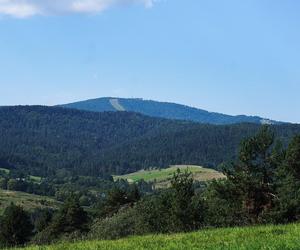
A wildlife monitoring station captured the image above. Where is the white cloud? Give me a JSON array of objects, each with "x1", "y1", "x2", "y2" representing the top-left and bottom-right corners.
[{"x1": 0, "y1": 0, "x2": 156, "y2": 18}]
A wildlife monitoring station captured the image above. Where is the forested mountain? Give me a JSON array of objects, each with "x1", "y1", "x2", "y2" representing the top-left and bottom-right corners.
[
  {"x1": 0, "y1": 106, "x2": 299, "y2": 178},
  {"x1": 59, "y1": 97, "x2": 280, "y2": 125}
]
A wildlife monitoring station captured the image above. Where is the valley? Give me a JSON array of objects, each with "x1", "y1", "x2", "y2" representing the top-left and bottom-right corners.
[
  {"x1": 1, "y1": 1, "x2": 299, "y2": 248},
  {"x1": 0, "y1": 107, "x2": 299, "y2": 249}
]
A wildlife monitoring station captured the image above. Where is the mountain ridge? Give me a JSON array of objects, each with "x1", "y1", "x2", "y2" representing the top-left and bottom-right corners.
[{"x1": 58, "y1": 97, "x2": 280, "y2": 125}]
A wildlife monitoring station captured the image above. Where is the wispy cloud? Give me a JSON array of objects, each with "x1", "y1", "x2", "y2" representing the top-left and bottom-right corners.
[{"x1": 0, "y1": 0, "x2": 156, "y2": 18}]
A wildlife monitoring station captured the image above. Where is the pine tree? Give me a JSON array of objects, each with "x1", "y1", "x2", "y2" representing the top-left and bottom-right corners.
[
  {"x1": 0, "y1": 203, "x2": 33, "y2": 247},
  {"x1": 170, "y1": 169, "x2": 197, "y2": 231},
  {"x1": 51, "y1": 196, "x2": 89, "y2": 235},
  {"x1": 275, "y1": 135, "x2": 300, "y2": 222},
  {"x1": 223, "y1": 126, "x2": 277, "y2": 222}
]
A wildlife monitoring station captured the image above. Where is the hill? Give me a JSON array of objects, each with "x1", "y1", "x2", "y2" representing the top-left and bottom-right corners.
[
  {"x1": 114, "y1": 165, "x2": 225, "y2": 189},
  {"x1": 0, "y1": 189, "x2": 60, "y2": 215},
  {"x1": 0, "y1": 106, "x2": 299, "y2": 178},
  {"x1": 16, "y1": 223, "x2": 300, "y2": 250},
  {"x1": 59, "y1": 97, "x2": 280, "y2": 125}
]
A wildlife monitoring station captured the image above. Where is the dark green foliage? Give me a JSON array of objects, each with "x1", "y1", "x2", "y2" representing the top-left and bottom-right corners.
[
  {"x1": 33, "y1": 196, "x2": 89, "y2": 245},
  {"x1": 206, "y1": 127, "x2": 279, "y2": 224},
  {"x1": 231, "y1": 127, "x2": 277, "y2": 221},
  {"x1": 91, "y1": 123, "x2": 300, "y2": 173},
  {"x1": 50, "y1": 196, "x2": 89, "y2": 235},
  {"x1": 1, "y1": 106, "x2": 300, "y2": 179},
  {"x1": 282, "y1": 136, "x2": 300, "y2": 178},
  {"x1": 273, "y1": 136, "x2": 300, "y2": 222},
  {"x1": 204, "y1": 179, "x2": 248, "y2": 227},
  {"x1": 1, "y1": 114, "x2": 300, "y2": 247},
  {"x1": 97, "y1": 184, "x2": 140, "y2": 218},
  {"x1": 0, "y1": 177, "x2": 7, "y2": 189},
  {"x1": 90, "y1": 208, "x2": 137, "y2": 240},
  {"x1": 0, "y1": 203, "x2": 33, "y2": 247},
  {"x1": 170, "y1": 170, "x2": 200, "y2": 232},
  {"x1": 31, "y1": 208, "x2": 53, "y2": 233},
  {"x1": 134, "y1": 190, "x2": 174, "y2": 234},
  {"x1": 91, "y1": 169, "x2": 205, "y2": 239}
]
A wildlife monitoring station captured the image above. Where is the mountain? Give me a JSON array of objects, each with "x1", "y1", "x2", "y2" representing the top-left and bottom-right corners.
[
  {"x1": 59, "y1": 97, "x2": 279, "y2": 125},
  {"x1": 0, "y1": 106, "x2": 299, "y2": 179}
]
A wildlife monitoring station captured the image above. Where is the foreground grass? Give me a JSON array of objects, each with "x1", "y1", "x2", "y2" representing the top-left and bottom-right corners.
[
  {"x1": 17, "y1": 223, "x2": 300, "y2": 250},
  {"x1": 114, "y1": 165, "x2": 224, "y2": 188}
]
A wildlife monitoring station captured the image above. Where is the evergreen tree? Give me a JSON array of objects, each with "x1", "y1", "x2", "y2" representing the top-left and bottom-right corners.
[
  {"x1": 275, "y1": 135, "x2": 300, "y2": 222},
  {"x1": 210, "y1": 126, "x2": 279, "y2": 224},
  {"x1": 51, "y1": 196, "x2": 89, "y2": 235},
  {"x1": 170, "y1": 169, "x2": 196, "y2": 231},
  {"x1": 0, "y1": 203, "x2": 33, "y2": 247}
]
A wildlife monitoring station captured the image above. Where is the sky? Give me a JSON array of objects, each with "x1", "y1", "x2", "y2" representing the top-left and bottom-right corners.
[{"x1": 0, "y1": 0, "x2": 300, "y2": 123}]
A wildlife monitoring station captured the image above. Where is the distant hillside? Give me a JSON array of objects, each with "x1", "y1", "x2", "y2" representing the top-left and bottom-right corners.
[
  {"x1": 114, "y1": 165, "x2": 225, "y2": 189},
  {"x1": 0, "y1": 189, "x2": 60, "y2": 215},
  {"x1": 59, "y1": 97, "x2": 280, "y2": 125},
  {"x1": 0, "y1": 106, "x2": 298, "y2": 178}
]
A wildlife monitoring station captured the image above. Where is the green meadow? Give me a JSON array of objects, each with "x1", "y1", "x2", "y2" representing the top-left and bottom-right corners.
[
  {"x1": 16, "y1": 223, "x2": 300, "y2": 250},
  {"x1": 0, "y1": 168, "x2": 10, "y2": 174},
  {"x1": 0, "y1": 189, "x2": 60, "y2": 214},
  {"x1": 114, "y1": 165, "x2": 224, "y2": 188}
]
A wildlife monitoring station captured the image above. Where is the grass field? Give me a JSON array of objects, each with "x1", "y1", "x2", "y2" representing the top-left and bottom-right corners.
[
  {"x1": 0, "y1": 189, "x2": 60, "y2": 214},
  {"x1": 15, "y1": 223, "x2": 300, "y2": 250},
  {"x1": 0, "y1": 167, "x2": 42, "y2": 183},
  {"x1": 114, "y1": 165, "x2": 225, "y2": 188},
  {"x1": 0, "y1": 168, "x2": 10, "y2": 174},
  {"x1": 28, "y1": 175, "x2": 42, "y2": 184}
]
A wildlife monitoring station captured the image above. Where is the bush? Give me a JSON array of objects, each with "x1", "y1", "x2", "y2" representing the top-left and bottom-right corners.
[
  {"x1": 90, "y1": 206, "x2": 137, "y2": 240},
  {"x1": 0, "y1": 203, "x2": 33, "y2": 247}
]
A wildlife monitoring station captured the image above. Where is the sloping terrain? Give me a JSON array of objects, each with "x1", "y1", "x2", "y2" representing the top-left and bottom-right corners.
[
  {"x1": 59, "y1": 97, "x2": 279, "y2": 125},
  {"x1": 0, "y1": 189, "x2": 60, "y2": 214},
  {"x1": 16, "y1": 223, "x2": 300, "y2": 250},
  {"x1": 0, "y1": 106, "x2": 299, "y2": 178},
  {"x1": 114, "y1": 165, "x2": 225, "y2": 189}
]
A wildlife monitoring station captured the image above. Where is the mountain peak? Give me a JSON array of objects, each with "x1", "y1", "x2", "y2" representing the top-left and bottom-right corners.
[{"x1": 58, "y1": 97, "x2": 281, "y2": 125}]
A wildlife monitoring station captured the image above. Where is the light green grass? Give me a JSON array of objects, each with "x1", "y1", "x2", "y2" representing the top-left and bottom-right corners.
[
  {"x1": 0, "y1": 168, "x2": 10, "y2": 174},
  {"x1": 17, "y1": 223, "x2": 300, "y2": 250},
  {"x1": 114, "y1": 165, "x2": 224, "y2": 188},
  {"x1": 0, "y1": 189, "x2": 60, "y2": 214},
  {"x1": 29, "y1": 175, "x2": 42, "y2": 184}
]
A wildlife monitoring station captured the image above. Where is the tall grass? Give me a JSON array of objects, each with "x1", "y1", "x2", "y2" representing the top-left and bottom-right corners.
[{"x1": 15, "y1": 223, "x2": 300, "y2": 250}]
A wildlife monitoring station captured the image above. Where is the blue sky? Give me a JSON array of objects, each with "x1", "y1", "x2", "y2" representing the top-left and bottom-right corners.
[{"x1": 0, "y1": 0, "x2": 299, "y2": 123}]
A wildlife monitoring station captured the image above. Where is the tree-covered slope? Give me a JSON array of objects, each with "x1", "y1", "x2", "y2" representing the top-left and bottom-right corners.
[
  {"x1": 0, "y1": 106, "x2": 189, "y2": 177},
  {"x1": 59, "y1": 97, "x2": 279, "y2": 125},
  {"x1": 0, "y1": 106, "x2": 298, "y2": 178},
  {"x1": 98, "y1": 122, "x2": 300, "y2": 172}
]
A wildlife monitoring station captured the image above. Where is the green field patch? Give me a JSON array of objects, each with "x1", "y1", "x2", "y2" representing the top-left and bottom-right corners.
[
  {"x1": 0, "y1": 189, "x2": 60, "y2": 215},
  {"x1": 15, "y1": 223, "x2": 300, "y2": 250},
  {"x1": 0, "y1": 168, "x2": 10, "y2": 174},
  {"x1": 114, "y1": 165, "x2": 225, "y2": 188},
  {"x1": 29, "y1": 175, "x2": 42, "y2": 183}
]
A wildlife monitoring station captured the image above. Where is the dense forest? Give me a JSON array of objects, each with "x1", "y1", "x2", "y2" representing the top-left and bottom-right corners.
[
  {"x1": 0, "y1": 106, "x2": 300, "y2": 178},
  {"x1": 1, "y1": 127, "x2": 300, "y2": 248}
]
